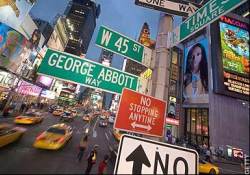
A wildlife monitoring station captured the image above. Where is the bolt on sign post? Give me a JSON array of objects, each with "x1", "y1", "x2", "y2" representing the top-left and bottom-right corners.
[
  {"x1": 96, "y1": 26, "x2": 147, "y2": 66},
  {"x1": 114, "y1": 135, "x2": 199, "y2": 174},
  {"x1": 37, "y1": 49, "x2": 139, "y2": 94},
  {"x1": 169, "y1": 0, "x2": 247, "y2": 47},
  {"x1": 114, "y1": 88, "x2": 166, "y2": 137}
]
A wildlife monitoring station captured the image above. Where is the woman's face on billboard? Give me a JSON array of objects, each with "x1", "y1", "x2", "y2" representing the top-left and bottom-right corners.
[{"x1": 191, "y1": 46, "x2": 202, "y2": 73}]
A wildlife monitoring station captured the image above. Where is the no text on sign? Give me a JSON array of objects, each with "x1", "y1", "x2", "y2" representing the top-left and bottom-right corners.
[
  {"x1": 114, "y1": 88, "x2": 166, "y2": 137},
  {"x1": 96, "y1": 25, "x2": 145, "y2": 64},
  {"x1": 37, "y1": 49, "x2": 138, "y2": 94},
  {"x1": 114, "y1": 134, "x2": 198, "y2": 174},
  {"x1": 135, "y1": 0, "x2": 200, "y2": 17},
  {"x1": 171, "y1": 0, "x2": 247, "y2": 46}
]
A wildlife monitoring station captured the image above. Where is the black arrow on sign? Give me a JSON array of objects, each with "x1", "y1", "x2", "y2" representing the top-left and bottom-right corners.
[{"x1": 126, "y1": 144, "x2": 151, "y2": 174}]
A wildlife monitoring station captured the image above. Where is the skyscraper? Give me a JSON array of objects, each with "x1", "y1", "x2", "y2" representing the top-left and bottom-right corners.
[{"x1": 64, "y1": 0, "x2": 100, "y2": 56}]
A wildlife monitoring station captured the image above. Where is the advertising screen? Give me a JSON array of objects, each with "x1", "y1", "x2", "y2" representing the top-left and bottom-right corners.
[
  {"x1": 0, "y1": 0, "x2": 34, "y2": 32},
  {"x1": 219, "y1": 19, "x2": 249, "y2": 96},
  {"x1": 183, "y1": 37, "x2": 209, "y2": 104},
  {"x1": 0, "y1": 22, "x2": 34, "y2": 74},
  {"x1": 36, "y1": 75, "x2": 53, "y2": 89},
  {"x1": 17, "y1": 80, "x2": 42, "y2": 96}
]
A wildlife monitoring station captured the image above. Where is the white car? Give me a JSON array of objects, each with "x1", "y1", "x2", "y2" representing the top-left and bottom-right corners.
[
  {"x1": 108, "y1": 116, "x2": 114, "y2": 123},
  {"x1": 100, "y1": 115, "x2": 106, "y2": 120}
]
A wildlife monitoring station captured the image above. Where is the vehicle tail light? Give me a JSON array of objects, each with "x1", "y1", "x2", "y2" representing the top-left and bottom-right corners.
[
  {"x1": 36, "y1": 133, "x2": 46, "y2": 140},
  {"x1": 56, "y1": 137, "x2": 64, "y2": 143}
]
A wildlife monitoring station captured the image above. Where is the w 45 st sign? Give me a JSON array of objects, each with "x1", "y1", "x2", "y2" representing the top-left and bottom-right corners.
[{"x1": 96, "y1": 26, "x2": 145, "y2": 65}]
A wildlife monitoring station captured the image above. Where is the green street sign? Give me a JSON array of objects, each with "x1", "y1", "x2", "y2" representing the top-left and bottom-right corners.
[
  {"x1": 170, "y1": 0, "x2": 247, "y2": 46},
  {"x1": 37, "y1": 49, "x2": 139, "y2": 94},
  {"x1": 96, "y1": 26, "x2": 144, "y2": 64}
]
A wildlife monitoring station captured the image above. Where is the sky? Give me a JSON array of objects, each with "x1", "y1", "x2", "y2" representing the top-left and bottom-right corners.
[{"x1": 30, "y1": 0, "x2": 161, "y2": 70}]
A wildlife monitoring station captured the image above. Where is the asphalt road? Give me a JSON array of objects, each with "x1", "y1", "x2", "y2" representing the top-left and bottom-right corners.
[{"x1": 0, "y1": 109, "x2": 117, "y2": 174}]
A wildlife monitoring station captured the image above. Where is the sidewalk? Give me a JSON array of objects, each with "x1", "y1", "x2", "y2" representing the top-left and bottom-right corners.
[{"x1": 213, "y1": 157, "x2": 242, "y2": 165}]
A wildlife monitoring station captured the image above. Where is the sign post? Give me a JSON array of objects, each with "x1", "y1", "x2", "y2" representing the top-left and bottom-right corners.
[
  {"x1": 96, "y1": 26, "x2": 147, "y2": 65},
  {"x1": 37, "y1": 49, "x2": 138, "y2": 94},
  {"x1": 114, "y1": 134, "x2": 199, "y2": 174},
  {"x1": 135, "y1": 0, "x2": 200, "y2": 17},
  {"x1": 114, "y1": 88, "x2": 166, "y2": 137},
  {"x1": 169, "y1": 0, "x2": 247, "y2": 47}
]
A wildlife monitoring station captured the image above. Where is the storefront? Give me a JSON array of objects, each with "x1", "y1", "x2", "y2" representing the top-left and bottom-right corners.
[
  {"x1": 0, "y1": 70, "x2": 18, "y2": 110},
  {"x1": 12, "y1": 80, "x2": 42, "y2": 108},
  {"x1": 184, "y1": 108, "x2": 209, "y2": 147}
]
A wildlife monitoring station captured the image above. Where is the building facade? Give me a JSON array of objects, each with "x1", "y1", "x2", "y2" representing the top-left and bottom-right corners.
[{"x1": 64, "y1": 0, "x2": 100, "y2": 56}]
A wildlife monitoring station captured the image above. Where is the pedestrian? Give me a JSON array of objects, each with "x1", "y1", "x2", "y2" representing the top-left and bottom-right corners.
[
  {"x1": 205, "y1": 148, "x2": 212, "y2": 162},
  {"x1": 85, "y1": 144, "x2": 98, "y2": 174},
  {"x1": 20, "y1": 103, "x2": 25, "y2": 113},
  {"x1": 77, "y1": 135, "x2": 88, "y2": 162},
  {"x1": 98, "y1": 154, "x2": 109, "y2": 175}
]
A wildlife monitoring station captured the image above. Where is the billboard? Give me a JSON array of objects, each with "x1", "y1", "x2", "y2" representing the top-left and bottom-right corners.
[
  {"x1": 0, "y1": 0, "x2": 35, "y2": 31},
  {"x1": 183, "y1": 37, "x2": 209, "y2": 104},
  {"x1": 211, "y1": 16, "x2": 249, "y2": 100},
  {"x1": 17, "y1": 80, "x2": 42, "y2": 96},
  {"x1": 36, "y1": 75, "x2": 53, "y2": 89}
]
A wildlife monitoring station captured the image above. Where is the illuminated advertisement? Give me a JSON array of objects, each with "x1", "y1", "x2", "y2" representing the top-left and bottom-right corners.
[
  {"x1": 183, "y1": 37, "x2": 209, "y2": 104},
  {"x1": 220, "y1": 17, "x2": 249, "y2": 96},
  {"x1": 36, "y1": 75, "x2": 53, "y2": 89},
  {"x1": 17, "y1": 80, "x2": 42, "y2": 96},
  {"x1": 211, "y1": 16, "x2": 249, "y2": 100},
  {"x1": 41, "y1": 90, "x2": 56, "y2": 99},
  {"x1": 0, "y1": 0, "x2": 35, "y2": 32},
  {"x1": 0, "y1": 22, "x2": 34, "y2": 74}
]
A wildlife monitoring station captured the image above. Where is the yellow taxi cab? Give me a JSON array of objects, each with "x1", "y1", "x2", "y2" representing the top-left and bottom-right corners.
[
  {"x1": 199, "y1": 158, "x2": 220, "y2": 174},
  {"x1": 14, "y1": 112, "x2": 43, "y2": 124},
  {"x1": 33, "y1": 123, "x2": 73, "y2": 150},
  {"x1": 52, "y1": 108, "x2": 64, "y2": 116},
  {"x1": 83, "y1": 114, "x2": 90, "y2": 121},
  {"x1": 0, "y1": 123, "x2": 26, "y2": 148},
  {"x1": 113, "y1": 129, "x2": 126, "y2": 142}
]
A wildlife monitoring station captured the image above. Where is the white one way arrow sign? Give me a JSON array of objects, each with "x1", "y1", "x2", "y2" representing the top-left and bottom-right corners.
[
  {"x1": 114, "y1": 135, "x2": 199, "y2": 174},
  {"x1": 135, "y1": 0, "x2": 201, "y2": 17},
  {"x1": 131, "y1": 122, "x2": 152, "y2": 131}
]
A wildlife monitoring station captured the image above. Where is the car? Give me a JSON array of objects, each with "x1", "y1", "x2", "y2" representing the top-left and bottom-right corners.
[
  {"x1": 52, "y1": 108, "x2": 64, "y2": 116},
  {"x1": 82, "y1": 114, "x2": 90, "y2": 122},
  {"x1": 99, "y1": 119, "x2": 108, "y2": 127},
  {"x1": 60, "y1": 111, "x2": 74, "y2": 122},
  {"x1": 99, "y1": 115, "x2": 106, "y2": 120},
  {"x1": 199, "y1": 158, "x2": 220, "y2": 174},
  {"x1": 14, "y1": 112, "x2": 43, "y2": 124},
  {"x1": 0, "y1": 123, "x2": 26, "y2": 148},
  {"x1": 48, "y1": 105, "x2": 58, "y2": 113},
  {"x1": 113, "y1": 129, "x2": 124, "y2": 141},
  {"x1": 108, "y1": 116, "x2": 115, "y2": 123},
  {"x1": 70, "y1": 109, "x2": 77, "y2": 117},
  {"x1": 33, "y1": 123, "x2": 73, "y2": 150},
  {"x1": 113, "y1": 129, "x2": 138, "y2": 142}
]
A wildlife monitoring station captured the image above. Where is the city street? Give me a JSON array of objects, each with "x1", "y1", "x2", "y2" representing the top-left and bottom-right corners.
[
  {"x1": 0, "y1": 109, "x2": 117, "y2": 174},
  {"x1": 0, "y1": 0, "x2": 249, "y2": 174}
]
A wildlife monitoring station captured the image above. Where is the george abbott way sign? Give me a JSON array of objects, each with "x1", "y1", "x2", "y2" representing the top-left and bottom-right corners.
[
  {"x1": 114, "y1": 88, "x2": 166, "y2": 137},
  {"x1": 96, "y1": 26, "x2": 148, "y2": 66},
  {"x1": 135, "y1": 0, "x2": 201, "y2": 17},
  {"x1": 169, "y1": 0, "x2": 247, "y2": 47},
  {"x1": 114, "y1": 135, "x2": 199, "y2": 174},
  {"x1": 37, "y1": 49, "x2": 138, "y2": 94}
]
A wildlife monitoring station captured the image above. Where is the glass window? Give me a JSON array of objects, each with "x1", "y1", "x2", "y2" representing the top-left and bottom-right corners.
[
  {"x1": 202, "y1": 109, "x2": 208, "y2": 136},
  {"x1": 196, "y1": 109, "x2": 202, "y2": 135},
  {"x1": 186, "y1": 109, "x2": 190, "y2": 132},
  {"x1": 191, "y1": 109, "x2": 196, "y2": 134}
]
